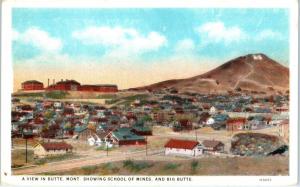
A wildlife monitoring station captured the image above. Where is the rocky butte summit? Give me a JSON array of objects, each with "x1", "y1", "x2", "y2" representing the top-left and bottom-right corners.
[{"x1": 132, "y1": 54, "x2": 289, "y2": 94}]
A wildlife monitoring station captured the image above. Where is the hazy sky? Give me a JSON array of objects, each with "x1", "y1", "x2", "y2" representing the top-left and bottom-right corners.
[{"x1": 12, "y1": 8, "x2": 289, "y2": 90}]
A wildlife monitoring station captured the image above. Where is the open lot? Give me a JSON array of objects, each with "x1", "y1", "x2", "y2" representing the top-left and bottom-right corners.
[{"x1": 41, "y1": 155, "x2": 288, "y2": 176}]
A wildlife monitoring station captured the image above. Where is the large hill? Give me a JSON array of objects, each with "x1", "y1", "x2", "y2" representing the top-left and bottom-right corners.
[{"x1": 131, "y1": 54, "x2": 289, "y2": 94}]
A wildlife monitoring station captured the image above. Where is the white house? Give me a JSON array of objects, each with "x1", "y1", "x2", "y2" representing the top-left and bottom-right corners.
[
  {"x1": 164, "y1": 139, "x2": 203, "y2": 157},
  {"x1": 206, "y1": 117, "x2": 215, "y2": 126},
  {"x1": 54, "y1": 101, "x2": 63, "y2": 108},
  {"x1": 209, "y1": 106, "x2": 217, "y2": 114},
  {"x1": 88, "y1": 135, "x2": 102, "y2": 146},
  {"x1": 87, "y1": 132, "x2": 112, "y2": 146}
]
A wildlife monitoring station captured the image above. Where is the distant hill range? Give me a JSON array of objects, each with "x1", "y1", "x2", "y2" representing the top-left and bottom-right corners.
[{"x1": 130, "y1": 54, "x2": 289, "y2": 94}]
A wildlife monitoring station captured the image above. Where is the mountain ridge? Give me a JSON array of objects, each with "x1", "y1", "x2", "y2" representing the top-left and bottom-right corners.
[{"x1": 130, "y1": 53, "x2": 289, "y2": 94}]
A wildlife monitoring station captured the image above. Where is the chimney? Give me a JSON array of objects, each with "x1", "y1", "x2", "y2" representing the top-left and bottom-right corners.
[
  {"x1": 53, "y1": 79, "x2": 54, "y2": 85},
  {"x1": 48, "y1": 79, "x2": 50, "y2": 87},
  {"x1": 61, "y1": 79, "x2": 63, "y2": 82}
]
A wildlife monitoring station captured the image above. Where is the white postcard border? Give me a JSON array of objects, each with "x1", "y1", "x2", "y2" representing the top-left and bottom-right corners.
[{"x1": 1, "y1": 0, "x2": 298, "y2": 186}]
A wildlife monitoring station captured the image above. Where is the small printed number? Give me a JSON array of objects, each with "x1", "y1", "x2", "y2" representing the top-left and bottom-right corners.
[{"x1": 259, "y1": 178, "x2": 272, "y2": 182}]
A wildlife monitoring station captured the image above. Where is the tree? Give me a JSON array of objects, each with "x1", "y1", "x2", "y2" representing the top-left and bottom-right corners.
[
  {"x1": 191, "y1": 160, "x2": 199, "y2": 174},
  {"x1": 142, "y1": 115, "x2": 152, "y2": 122},
  {"x1": 87, "y1": 124, "x2": 96, "y2": 132},
  {"x1": 44, "y1": 110, "x2": 55, "y2": 119}
]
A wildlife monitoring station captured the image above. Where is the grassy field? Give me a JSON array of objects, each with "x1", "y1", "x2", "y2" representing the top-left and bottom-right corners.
[
  {"x1": 107, "y1": 94, "x2": 150, "y2": 106},
  {"x1": 13, "y1": 91, "x2": 69, "y2": 99},
  {"x1": 11, "y1": 149, "x2": 35, "y2": 168},
  {"x1": 42, "y1": 156, "x2": 288, "y2": 176},
  {"x1": 12, "y1": 149, "x2": 79, "y2": 168}
]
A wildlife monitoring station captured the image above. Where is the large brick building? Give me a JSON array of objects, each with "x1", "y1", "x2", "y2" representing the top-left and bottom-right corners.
[
  {"x1": 21, "y1": 79, "x2": 118, "y2": 93},
  {"x1": 80, "y1": 84, "x2": 118, "y2": 92},
  {"x1": 21, "y1": 80, "x2": 44, "y2": 91},
  {"x1": 47, "y1": 80, "x2": 81, "y2": 91}
]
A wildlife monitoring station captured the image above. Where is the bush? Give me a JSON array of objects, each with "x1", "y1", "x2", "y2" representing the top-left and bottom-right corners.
[
  {"x1": 102, "y1": 163, "x2": 119, "y2": 173},
  {"x1": 81, "y1": 165, "x2": 98, "y2": 175},
  {"x1": 123, "y1": 160, "x2": 153, "y2": 172},
  {"x1": 45, "y1": 91, "x2": 68, "y2": 99},
  {"x1": 95, "y1": 145, "x2": 113, "y2": 151},
  {"x1": 123, "y1": 160, "x2": 134, "y2": 168},
  {"x1": 164, "y1": 163, "x2": 181, "y2": 170},
  {"x1": 191, "y1": 160, "x2": 199, "y2": 173},
  {"x1": 34, "y1": 158, "x2": 46, "y2": 165}
]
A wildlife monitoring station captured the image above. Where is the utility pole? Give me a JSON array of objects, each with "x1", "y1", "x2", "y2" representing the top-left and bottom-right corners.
[
  {"x1": 25, "y1": 138, "x2": 28, "y2": 163},
  {"x1": 106, "y1": 142, "x2": 108, "y2": 157},
  {"x1": 146, "y1": 136, "x2": 148, "y2": 156}
]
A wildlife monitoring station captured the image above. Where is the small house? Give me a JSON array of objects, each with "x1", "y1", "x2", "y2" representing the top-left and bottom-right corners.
[
  {"x1": 202, "y1": 140, "x2": 224, "y2": 154},
  {"x1": 132, "y1": 121, "x2": 152, "y2": 136},
  {"x1": 209, "y1": 106, "x2": 217, "y2": 114},
  {"x1": 33, "y1": 142, "x2": 73, "y2": 158},
  {"x1": 111, "y1": 127, "x2": 146, "y2": 146},
  {"x1": 226, "y1": 118, "x2": 246, "y2": 131}
]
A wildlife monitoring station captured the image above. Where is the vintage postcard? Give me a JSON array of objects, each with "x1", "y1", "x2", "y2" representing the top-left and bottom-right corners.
[{"x1": 1, "y1": 0, "x2": 298, "y2": 186}]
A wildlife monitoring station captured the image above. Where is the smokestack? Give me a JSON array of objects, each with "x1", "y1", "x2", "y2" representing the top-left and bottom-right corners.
[
  {"x1": 61, "y1": 79, "x2": 63, "y2": 82},
  {"x1": 53, "y1": 79, "x2": 55, "y2": 85},
  {"x1": 48, "y1": 79, "x2": 50, "y2": 87}
]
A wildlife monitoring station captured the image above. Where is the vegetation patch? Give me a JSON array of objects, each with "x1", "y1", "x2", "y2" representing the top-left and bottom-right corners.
[
  {"x1": 14, "y1": 92, "x2": 44, "y2": 98},
  {"x1": 97, "y1": 94, "x2": 117, "y2": 99},
  {"x1": 122, "y1": 160, "x2": 153, "y2": 172},
  {"x1": 81, "y1": 165, "x2": 98, "y2": 175},
  {"x1": 105, "y1": 99, "x2": 120, "y2": 105},
  {"x1": 164, "y1": 163, "x2": 181, "y2": 170},
  {"x1": 231, "y1": 132, "x2": 283, "y2": 156},
  {"x1": 119, "y1": 94, "x2": 150, "y2": 106},
  {"x1": 102, "y1": 163, "x2": 120, "y2": 173},
  {"x1": 95, "y1": 145, "x2": 114, "y2": 151},
  {"x1": 11, "y1": 149, "x2": 34, "y2": 167},
  {"x1": 45, "y1": 91, "x2": 69, "y2": 99},
  {"x1": 34, "y1": 153, "x2": 78, "y2": 165},
  {"x1": 190, "y1": 160, "x2": 199, "y2": 174},
  {"x1": 35, "y1": 157, "x2": 289, "y2": 176}
]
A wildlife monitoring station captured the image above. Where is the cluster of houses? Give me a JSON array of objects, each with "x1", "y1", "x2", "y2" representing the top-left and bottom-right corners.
[{"x1": 12, "y1": 91, "x2": 289, "y2": 158}]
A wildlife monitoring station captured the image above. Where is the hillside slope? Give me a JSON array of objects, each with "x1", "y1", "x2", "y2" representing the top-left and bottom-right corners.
[{"x1": 132, "y1": 54, "x2": 289, "y2": 94}]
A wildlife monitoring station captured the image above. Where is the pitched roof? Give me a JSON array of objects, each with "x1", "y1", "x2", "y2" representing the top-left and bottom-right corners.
[
  {"x1": 56, "y1": 80, "x2": 80, "y2": 85},
  {"x1": 38, "y1": 142, "x2": 73, "y2": 151},
  {"x1": 164, "y1": 139, "x2": 199, "y2": 150},
  {"x1": 132, "y1": 125, "x2": 151, "y2": 132},
  {"x1": 112, "y1": 127, "x2": 145, "y2": 141},
  {"x1": 22, "y1": 80, "x2": 43, "y2": 84},
  {"x1": 227, "y1": 118, "x2": 246, "y2": 124},
  {"x1": 202, "y1": 140, "x2": 224, "y2": 148}
]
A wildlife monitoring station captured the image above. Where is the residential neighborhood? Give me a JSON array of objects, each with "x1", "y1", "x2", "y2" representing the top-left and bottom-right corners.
[{"x1": 11, "y1": 84, "x2": 289, "y2": 175}]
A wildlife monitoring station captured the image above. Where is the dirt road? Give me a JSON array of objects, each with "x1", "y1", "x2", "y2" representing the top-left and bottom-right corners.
[{"x1": 12, "y1": 149, "x2": 164, "y2": 175}]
